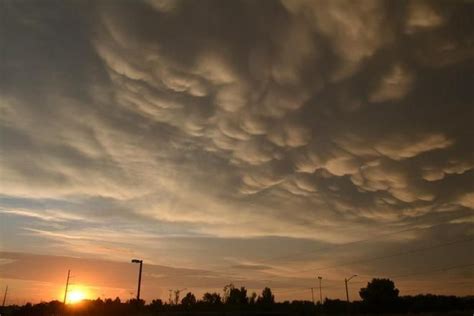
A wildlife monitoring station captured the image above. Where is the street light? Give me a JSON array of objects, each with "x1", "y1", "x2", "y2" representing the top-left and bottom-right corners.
[
  {"x1": 131, "y1": 259, "x2": 143, "y2": 301},
  {"x1": 344, "y1": 274, "x2": 357, "y2": 303},
  {"x1": 317, "y1": 276, "x2": 323, "y2": 304}
]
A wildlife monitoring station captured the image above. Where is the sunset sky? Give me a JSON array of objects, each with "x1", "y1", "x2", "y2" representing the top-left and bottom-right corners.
[{"x1": 0, "y1": 0, "x2": 473, "y2": 304}]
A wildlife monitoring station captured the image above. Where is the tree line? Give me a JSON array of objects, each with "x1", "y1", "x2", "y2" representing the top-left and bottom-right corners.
[{"x1": 1, "y1": 278, "x2": 473, "y2": 315}]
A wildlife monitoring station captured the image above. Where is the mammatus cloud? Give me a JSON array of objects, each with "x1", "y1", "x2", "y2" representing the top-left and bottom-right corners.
[
  {"x1": 369, "y1": 64, "x2": 414, "y2": 103},
  {"x1": 0, "y1": 0, "x2": 473, "y2": 300},
  {"x1": 282, "y1": 0, "x2": 392, "y2": 80},
  {"x1": 405, "y1": 0, "x2": 445, "y2": 34}
]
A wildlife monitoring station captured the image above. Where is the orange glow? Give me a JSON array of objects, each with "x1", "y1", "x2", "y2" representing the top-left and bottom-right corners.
[{"x1": 67, "y1": 286, "x2": 89, "y2": 304}]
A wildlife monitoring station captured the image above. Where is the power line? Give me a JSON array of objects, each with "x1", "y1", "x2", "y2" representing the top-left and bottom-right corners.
[
  {"x1": 273, "y1": 285, "x2": 340, "y2": 294},
  {"x1": 298, "y1": 236, "x2": 474, "y2": 273},
  {"x1": 386, "y1": 262, "x2": 474, "y2": 280},
  {"x1": 272, "y1": 263, "x2": 474, "y2": 300},
  {"x1": 142, "y1": 215, "x2": 470, "y2": 289},
  {"x1": 205, "y1": 214, "x2": 471, "y2": 280},
  {"x1": 250, "y1": 214, "x2": 470, "y2": 265},
  {"x1": 286, "y1": 263, "x2": 474, "y2": 288},
  {"x1": 328, "y1": 263, "x2": 474, "y2": 285},
  {"x1": 212, "y1": 235, "x2": 472, "y2": 287}
]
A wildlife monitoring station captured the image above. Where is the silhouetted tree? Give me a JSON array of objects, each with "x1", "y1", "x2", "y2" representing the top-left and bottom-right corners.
[
  {"x1": 4, "y1": 281, "x2": 474, "y2": 316},
  {"x1": 224, "y1": 283, "x2": 248, "y2": 304},
  {"x1": 249, "y1": 291, "x2": 257, "y2": 304},
  {"x1": 223, "y1": 283, "x2": 234, "y2": 302},
  {"x1": 181, "y1": 292, "x2": 196, "y2": 306},
  {"x1": 257, "y1": 287, "x2": 275, "y2": 305},
  {"x1": 128, "y1": 298, "x2": 145, "y2": 308},
  {"x1": 149, "y1": 298, "x2": 163, "y2": 308},
  {"x1": 360, "y1": 278, "x2": 399, "y2": 312},
  {"x1": 202, "y1": 292, "x2": 222, "y2": 304}
]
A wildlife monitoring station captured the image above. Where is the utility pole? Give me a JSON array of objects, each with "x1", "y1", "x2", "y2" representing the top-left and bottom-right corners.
[
  {"x1": 131, "y1": 259, "x2": 143, "y2": 301},
  {"x1": 168, "y1": 289, "x2": 173, "y2": 305},
  {"x1": 174, "y1": 288, "x2": 187, "y2": 305},
  {"x1": 310, "y1": 287, "x2": 314, "y2": 304},
  {"x1": 344, "y1": 279, "x2": 349, "y2": 303},
  {"x1": 344, "y1": 275, "x2": 357, "y2": 303},
  {"x1": 63, "y1": 270, "x2": 71, "y2": 304},
  {"x1": 2, "y1": 285, "x2": 8, "y2": 307},
  {"x1": 317, "y1": 276, "x2": 323, "y2": 304}
]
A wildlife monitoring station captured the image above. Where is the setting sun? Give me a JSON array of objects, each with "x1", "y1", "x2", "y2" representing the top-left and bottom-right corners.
[{"x1": 67, "y1": 288, "x2": 87, "y2": 304}]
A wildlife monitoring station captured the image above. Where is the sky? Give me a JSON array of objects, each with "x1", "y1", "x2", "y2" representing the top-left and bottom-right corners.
[{"x1": 0, "y1": 0, "x2": 473, "y2": 304}]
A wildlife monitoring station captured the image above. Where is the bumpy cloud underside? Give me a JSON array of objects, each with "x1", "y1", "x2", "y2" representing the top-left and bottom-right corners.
[{"x1": 0, "y1": 0, "x2": 473, "y2": 298}]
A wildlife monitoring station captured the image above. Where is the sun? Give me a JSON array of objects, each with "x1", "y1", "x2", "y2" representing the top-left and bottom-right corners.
[{"x1": 67, "y1": 288, "x2": 87, "y2": 304}]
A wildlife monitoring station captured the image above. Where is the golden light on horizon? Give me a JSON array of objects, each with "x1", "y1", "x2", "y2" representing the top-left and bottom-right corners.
[{"x1": 67, "y1": 286, "x2": 89, "y2": 304}]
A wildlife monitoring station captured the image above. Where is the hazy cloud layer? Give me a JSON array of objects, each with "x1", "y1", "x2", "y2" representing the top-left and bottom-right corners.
[{"x1": 0, "y1": 0, "x2": 473, "y2": 300}]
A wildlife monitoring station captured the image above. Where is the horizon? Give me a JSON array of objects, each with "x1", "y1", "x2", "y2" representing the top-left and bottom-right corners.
[
  {"x1": 0, "y1": 0, "x2": 473, "y2": 306},
  {"x1": 1, "y1": 250, "x2": 473, "y2": 305}
]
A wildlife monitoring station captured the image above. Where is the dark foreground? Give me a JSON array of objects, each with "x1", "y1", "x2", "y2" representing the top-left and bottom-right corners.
[{"x1": 2, "y1": 295, "x2": 473, "y2": 316}]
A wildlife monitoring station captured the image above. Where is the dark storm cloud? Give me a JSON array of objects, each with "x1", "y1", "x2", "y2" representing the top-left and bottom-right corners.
[{"x1": 0, "y1": 0, "x2": 473, "y2": 299}]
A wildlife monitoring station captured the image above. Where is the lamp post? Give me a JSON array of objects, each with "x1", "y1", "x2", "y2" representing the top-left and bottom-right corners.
[
  {"x1": 131, "y1": 259, "x2": 143, "y2": 301},
  {"x1": 317, "y1": 276, "x2": 323, "y2": 304},
  {"x1": 344, "y1": 274, "x2": 357, "y2": 303}
]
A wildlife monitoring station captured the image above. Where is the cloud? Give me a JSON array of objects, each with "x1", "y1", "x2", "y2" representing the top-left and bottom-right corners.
[
  {"x1": 282, "y1": 0, "x2": 392, "y2": 79},
  {"x1": 215, "y1": 84, "x2": 248, "y2": 112},
  {"x1": 458, "y1": 192, "x2": 474, "y2": 209},
  {"x1": 405, "y1": 0, "x2": 444, "y2": 34},
  {"x1": 0, "y1": 208, "x2": 84, "y2": 222},
  {"x1": 0, "y1": 0, "x2": 473, "y2": 299},
  {"x1": 422, "y1": 160, "x2": 473, "y2": 182},
  {"x1": 268, "y1": 123, "x2": 311, "y2": 148},
  {"x1": 369, "y1": 64, "x2": 414, "y2": 103},
  {"x1": 145, "y1": 0, "x2": 180, "y2": 13},
  {"x1": 374, "y1": 133, "x2": 453, "y2": 160}
]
